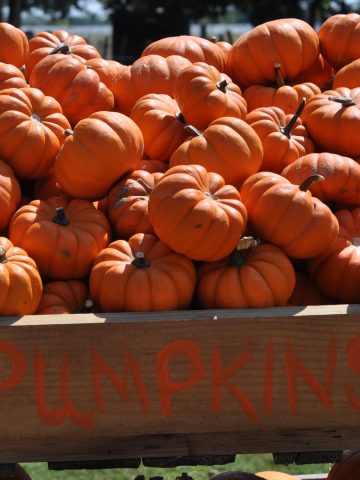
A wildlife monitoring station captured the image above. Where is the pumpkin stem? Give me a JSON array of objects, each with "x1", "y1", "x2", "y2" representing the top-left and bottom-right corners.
[
  {"x1": 185, "y1": 124, "x2": 203, "y2": 137},
  {"x1": 76, "y1": 298, "x2": 94, "y2": 313},
  {"x1": 64, "y1": 128, "x2": 74, "y2": 136},
  {"x1": 230, "y1": 236, "x2": 260, "y2": 266},
  {"x1": 328, "y1": 95, "x2": 356, "y2": 106},
  {"x1": 53, "y1": 207, "x2": 70, "y2": 226},
  {"x1": 299, "y1": 174, "x2": 325, "y2": 191},
  {"x1": 0, "y1": 246, "x2": 8, "y2": 264},
  {"x1": 176, "y1": 111, "x2": 187, "y2": 124},
  {"x1": 132, "y1": 251, "x2": 150, "y2": 268},
  {"x1": 274, "y1": 62, "x2": 285, "y2": 87},
  {"x1": 216, "y1": 78, "x2": 228, "y2": 93},
  {"x1": 208, "y1": 36, "x2": 218, "y2": 43},
  {"x1": 49, "y1": 42, "x2": 72, "y2": 55},
  {"x1": 280, "y1": 97, "x2": 306, "y2": 138}
]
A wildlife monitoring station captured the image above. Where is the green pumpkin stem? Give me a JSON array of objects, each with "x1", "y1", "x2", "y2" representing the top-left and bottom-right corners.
[
  {"x1": 274, "y1": 62, "x2": 285, "y2": 87},
  {"x1": 185, "y1": 124, "x2": 203, "y2": 137},
  {"x1": 132, "y1": 251, "x2": 150, "y2": 268},
  {"x1": 53, "y1": 207, "x2": 70, "y2": 226},
  {"x1": 0, "y1": 246, "x2": 8, "y2": 263},
  {"x1": 49, "y1": 42, "x2": 71, "y2": 55},
  {"x1": 216, "y1": 78, "x2": 228, "y2": 93},
  {"x1": 230, "y1": 237, "x2": 260, "y2": 266},
  {"x1": 280, "y1": 97, "x2": 306, "y2": 138},
  {"x1": 299, "y1": 174, "x2": 325, "y2": 191},
  {"x1": 328, "y1": 95, "x2": 356, "y2": 106}
]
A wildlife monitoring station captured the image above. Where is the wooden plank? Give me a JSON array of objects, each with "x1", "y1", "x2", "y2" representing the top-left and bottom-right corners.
[
  {"x1": 297, "y1": 475, "x2": 328, "y2": 480},
  {"x1": 0, "y1": 305, "x2": 360, "y2": 463}
]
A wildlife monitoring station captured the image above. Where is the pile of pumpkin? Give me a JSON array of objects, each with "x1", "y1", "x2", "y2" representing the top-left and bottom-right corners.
[{"x1": 1, "y1": 13, "x2": 360, "y2": 316}]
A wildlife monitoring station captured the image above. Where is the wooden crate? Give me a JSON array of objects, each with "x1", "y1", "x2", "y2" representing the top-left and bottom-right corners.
[{"x1": 0, "y1": 304, "x2": 358, "y2": 466}]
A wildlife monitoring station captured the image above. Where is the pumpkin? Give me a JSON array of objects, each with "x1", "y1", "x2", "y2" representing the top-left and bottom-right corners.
[
  {"x1": 0, "y1": 87, "x2": 71, "y2": 179},
  {"x1": 281, "y1": 152, "x2": 360, "y2": 208},
  {"x1": 107, "y1": 170, "x2": 163, "y2": 239},
  {"x1": 89, "y1": 233, "x2": 196, "y2": 312},
  {"x1": 0, "y1": 22, "x2": 29, "y2": 68},
  {"x1": 33, "y1": 172, "x2": 68, "y2": 200},
  {"x1": 55, "y1": 111, "x2": 143, "y2": 201},
  {"x1": 130, "y1": 93, "x2": 189, "y2": 160},
  {"x1": 246, "y1": 100, "x2": 314, "y2": 173},
  {"x1": 9, "y1": 197, "x2": 111, "y2": 280},
  {"x1": 240, "y1": 171, "x2": 339, "y2": 258},
  {"x1": 288, "y1": 270, "x2": 330, "y2": 306},
  {"x1": 111, "y1": 54, "x2": 192, "y2": 116},
  {"x1": 36, "y1": 280, "x2": 90, "y2": 314},
  {"x1": 84, "y1": 57, "x2": 124, "y2": 91},
  {"x1": 0, "y1": 236, "x2": 42, "y2": 316},
  {"x1": 244, "y1": 63, "x2": 320, "y2": 114},
  {"x1": 307, "y1": 208, "x2": 360, "y2": 303},
  {"x1": 256, "y1": 472, "x2": 299, "y2": 480},
  {"x1": 301, "y1": 87, "x2": 360, "y2": 157},
  {"x1": 332, "y1": 58, "x2": 360, "y2": 89},
  {"x1": 138, "y1": 158, "x2": 168, "y2": 173},
  {"x1": 169, "y1": 116, "x2": 263, "y2": 189},
  {"x1": 141, "y1": 34, "x2": 227, "y2": 72},
  {"x1": 197, "y1": 237, "x2": 296, "y2": 309},
  {"x1": 0, "y1": 464, "x2": 33, "y2": 480},
  {"x1": 25, "y1": 28, "x2": 101, "y2": 78},
  {"x1": 291, "y1": 53, "x2": 334, "y2": 91},
  {"x1": 0, "y1": 159, "x2": 21, "y2": 233},
  {"x1": 173, "y1": 61, "x2": 247, "y2": 129},
  {"x1": 227, "y1": 18, "x2": 319, "y2": 89},
  {"x1": 327, "y1": 450, "x2": 360, "y2": 480},
  {"x1": 148, "y1": 164, "x2": 248, "y2": 262},
  {"x1": 317, "y1": 13, "x2": 360, "y2": 70},
  {"x1": 29, "y1": 54, "x2": 114, "y2": 126},
  {"x1": 0, "y1": 61, "x2": 27, "y2": 91}
]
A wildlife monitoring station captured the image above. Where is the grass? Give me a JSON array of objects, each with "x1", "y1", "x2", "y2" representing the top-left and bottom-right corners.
[{"x1": 21, "y1": 454, "x2": 331, "y2": 479}]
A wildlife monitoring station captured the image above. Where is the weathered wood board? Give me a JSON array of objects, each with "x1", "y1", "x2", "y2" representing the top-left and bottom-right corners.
[{"x1": 0, "y1": 304, "x2": 360, "y2": 463}]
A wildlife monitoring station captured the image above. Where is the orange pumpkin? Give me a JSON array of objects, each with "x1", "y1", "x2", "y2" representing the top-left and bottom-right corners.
[
  {"x1": 33, "y1": 172, "x2": 68, "y2": 200},
  {"x1": 173, "y1": 61, "x2": 247, "y2": 129},
  {"x1": 0, "y1": 61, "x2": 27, "y2": 91},
  {"x1": 246, "y1": 100, "x2": 314, "y2": 173},
  {"x1": 291, "y1": 53, "x2": 334, "y2": 91},
  {"x1": 148, "y1": 164, "x2": 248, "y2": 261},
  {"x1": 327, "y1": 450, "x2": 360, "y2": 480},
  {"x1": 288, "y1": 270, "x2": 330, "y2": 306},
  {"x1": 9, "y1": 197, "x2": 111, "y2": 280},
  {"x1": 169, "y1": 117, "x2": 263, "y2": 189},
  {"x1": 228, "y1": 18, "x2": 319, "y2": 89},
  {"x1": 0, "y1": 22, "x2": 29, "y2": 68},
  {"x1": 138, "y1": 158, "x2": 168, "y2": 173},
  {"x1": 240, "y1": 171, "x2": 339, "y2": 258},
  {"x1": 332, "y1": 58, "x2": 360, "y2": 89},
  {"x1": 130, "y1": 93, "x2": 189, "y2": 160},
  {"x1": 256, "y1": 473, "x2": 299, "y2": 480},
  {"x1": 0, "y1": 236, "x2": 42, "y2": 316},
  {"x1": 0, "y1": 87, "x2": 71, "y2": 179},
  {"x1": 0, "y1": 159, "x2": 21, "y2": 233},
  {"x1": 197, "y1": 237, "x2": 295, "y2": 309},
  {"x1": 107, "y1": 170, "x2": 163, "y2": 239},
  {"x1": 55, "y1": 111, "x2": 143, "y2": 200},
  {"x1": 36, "y1": 280, "x2": 90, "y2": 314},
  {"x1": 90, "y1": 233, "x2": 196, "y2": 312}
]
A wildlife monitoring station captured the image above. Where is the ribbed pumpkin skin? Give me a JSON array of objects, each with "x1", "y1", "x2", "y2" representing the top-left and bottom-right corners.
[
  {"x1": 130, "y1": 94, "x2": 189, "y2": 160},
  {"x1": 29, "y1": 54, "x2": 114, "y2": 126},
  {"x1": 246, "y1": 106, "x2": 314, "y2": 173},
  {"x1": 227, "y1": 18, "x2": 319, "y2": 89},
  {"x1": 197, "y1": 243, "x2": 295, "y2": 309},
  {"x1": 292, "y1": 54, "x2": 333, "y2": 90},
  {"x1": 301, "y1": 87, "x2": 360, "y2": 157},
  {"x1": 333, "y1": 58, "x2": 360, "y2": 89},
  {"x1": 90, "y1": 233, "x2": 196, "y2": 312},
  {"x1": 141, "y1": 35, "x2": 227, "y2": 72},
  {"x1": 327, "y1": 450, "x2": 360, "y2": 480},
  {"x1": 0, "y1": 87, "x2": 71, "y2": 179},
  {"x1": 0, "y1": 62, "x2": 27, "y2": 91},
  {"x1": 288, "y1": 270, "x2": 329, "y2": 306},
  {"x1": 0, "y1": 236, "x2": 43, "y2": 316},
  {"x1": 0, "y1": 22, "x2": 29, "y2": 68},
  {"x1": 107, "y1": 170, "x2": 163, "y2": 239},
  {"x1": 36, "y1": 280, "x2": 89, "y2": 314},
  {"x1": 307, "y1": 208, "x2": 360, "y2": 303},
  {"x1": 173, "y1": 62, "x2": 247, "y2": 130},
  {"x1": 169, "y1": 117, "x2": 263, "y2": 189},
  {"x1": 318, "y1": 13, "x2": 360, "y2": 70},
  {"x1": 0, "y1": 159, "x2": 21, "y2": 233},
  {"x1": 9, "y1": 197, "x2": 111, "y2": 280},
  {"x1": 25, "y1": 29, "x2": 101, "y2": 78},
  {"x1": 281, "y1": 152, "x2": 360, "y2": 208},
  {"x1": 240, "y1": 171, "x2": 339, "y2": 258},
  {"x1": 148, "y1": 164, "x2": 248, "y2": 262},
  {"x1": 55, "y1": 111, "x2": 144, "y2": 201}
]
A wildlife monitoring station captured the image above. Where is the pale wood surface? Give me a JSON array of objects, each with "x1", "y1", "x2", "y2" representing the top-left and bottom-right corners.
[{"x1": 0, "y1": 305, "x2": 359, "y2": 462}]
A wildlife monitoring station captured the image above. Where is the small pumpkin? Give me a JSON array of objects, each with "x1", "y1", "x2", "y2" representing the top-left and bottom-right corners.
[
  {"x1": 0, "y1": 159, "x2": 21, "y2": 233},
  {"x1": 0, "y1": 236, "x2": 43, "y2": 316},
  {"x1": 0, "y1": 22, "x2": 29, "y2": 68},
  {"x1": 149, "y1": 164, "x2": 248, "y2": 262},
  {"x1": 90, "y1": 233, "x2": 196, "y2": 312},
  {"x1": 36, "y1": 280, "x2": 90, "y2": 315},
  {"x1": 332, "y1": 58, "x2": 360, "y2": 89},
  {"x1": 288, "y1": 270, "x2": 330, "y2": 306},
  {"x1": 0, "y1": 61, "x2": 27, "y2": 91}
]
